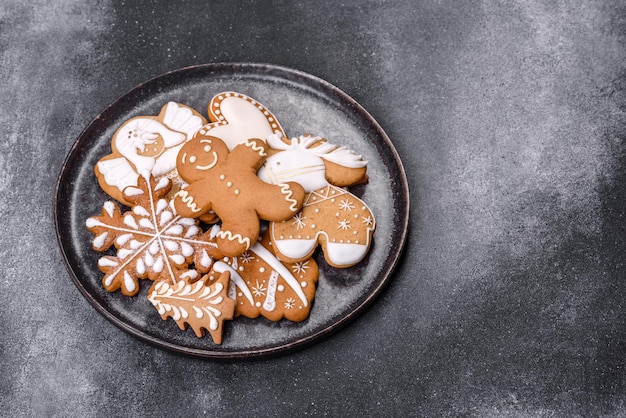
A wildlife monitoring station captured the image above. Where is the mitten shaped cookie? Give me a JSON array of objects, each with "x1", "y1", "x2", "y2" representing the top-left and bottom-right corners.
[
  {"x1": 173, "y1": 134, "x2": 306, "y2": 257},
  {"x1": 258, "y1": 134, "x2": 375, "y2": 268}
]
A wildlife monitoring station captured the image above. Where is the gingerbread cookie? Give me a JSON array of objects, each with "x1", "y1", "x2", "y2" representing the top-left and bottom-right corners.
[
  {"x1": 196, "y1": 91, "x2": 286, "y2": 150},
  {"x1": 86, "y1": 173, "x2": 221, "y2": 296},
  {"x1": 203, "y1": 229, "x2": 318, "y2": 322},
  {"x1": 258, "y1": 134, "x2": 375, "y2": 268},
  {"x1": 148, "y1": 270, "x2": 235, "y2": 344},
  {"x1": 95, "y1": 102, "x2": 206, "y2": 205},
  {"x1": 173, "y1": 134, "x2": 306, "y2": 257}
]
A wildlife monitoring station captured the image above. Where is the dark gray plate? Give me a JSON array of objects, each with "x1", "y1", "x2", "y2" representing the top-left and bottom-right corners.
[{"x1": 54, "y1": 63, "x2": 409, "y2": 359}]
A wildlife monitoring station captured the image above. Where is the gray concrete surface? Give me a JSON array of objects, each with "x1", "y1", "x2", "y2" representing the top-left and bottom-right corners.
[{"x1": 2, "y1": 0, "x2": 626, "y2": 416}]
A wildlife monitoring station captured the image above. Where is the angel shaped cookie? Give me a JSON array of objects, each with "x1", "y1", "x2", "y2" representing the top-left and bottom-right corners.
[
  {"x1": 95, "y1": 102, "x2": 206, "y2": 205},
  {"x1": 196, "y1": 91, "x2": 286, "y2": 150},
  {"x1": 258, "y1": 134, "x2": 375, "y2": 268}
]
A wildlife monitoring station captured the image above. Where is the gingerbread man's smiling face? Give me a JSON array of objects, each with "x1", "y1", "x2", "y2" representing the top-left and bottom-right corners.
[{"x1": 177, "y1": 135, "x2": 230, "y2": 182}]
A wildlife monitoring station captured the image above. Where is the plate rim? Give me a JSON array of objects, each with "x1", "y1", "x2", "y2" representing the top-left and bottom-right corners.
[{"x1": 53, "y1": 62, "x2": 410, "y2": 359}]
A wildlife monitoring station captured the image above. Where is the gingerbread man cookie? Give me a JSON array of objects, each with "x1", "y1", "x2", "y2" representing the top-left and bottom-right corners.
[
  {"x1": 196, "y1": 91, "x2": 286, "y2": 150},
  {"x1": 173, "y1": 134, "x2": 306, "y2": 257},
  {"x1": 96, "y1": 102, "x2": 207, "y2": 205},
  {"x1": 258, "y1": 134, "x2": 375, "y2": 268}
]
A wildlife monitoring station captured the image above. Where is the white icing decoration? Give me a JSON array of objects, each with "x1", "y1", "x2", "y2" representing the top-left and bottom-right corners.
[
  {"x1": 250, "y1": 242, "x2": 308, "y2": 307},
  {"x1": 170, "y1": 254, "x2": 185, "y2": 265},
  {"x1": 200, "y1": 250, "x2": 212, "y2": 268},
  {"x1": 262, "y1": 270, "x2": 279, "y2": 311},
  {"x1": 93, "y1": 232, "x2": 108, "y2": 248},
  {"x1": 164, "y1": 240, "x2": 179, "y2": 251},
  {"x1": 203, "y1": 93, "x2": 282, "y2": 150},
  {"x1": 217, "y1": 230, "x2": 251, "y2": 250},
  {"x1": 123, "y1": 271, "x2": 136, "y2": 293},
  {"x1": 266, "y1": 133, "x2": 367, "y2": 168},
  {"x1": 136, "y1": 258, "x2": 146, "y2": 275},
  {"x1": 103, "y1": 201, "x2": 115, "y2": 218},
  {"x1": 258, "y1": 151, "x2": 327, "y2": 193},
  {"x1": 98, "y1": 257, "x2": 119, "y2": 267},
  {"x1": 213, "y1": 261, "x2": 254, "y2": 305},
  {"x1": 175, "y1": 190, "x2": 202, "y2": 213},
  {"x1": 133, "y1": 206, "x2": 150, "y2": 217},
  {"x1": 195, "y1": 151, "x2": 219, "y2": 170},
  {"x1": 324, "y1": 243, "x2": 370, "y2": 266}
]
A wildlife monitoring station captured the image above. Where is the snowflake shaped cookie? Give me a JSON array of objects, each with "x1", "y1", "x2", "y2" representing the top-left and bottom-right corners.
[{"x1": 86, "y1": 173, "x2": 220, "y2": 296}]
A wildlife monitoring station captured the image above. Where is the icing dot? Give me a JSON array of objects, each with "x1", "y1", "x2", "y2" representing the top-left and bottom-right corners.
[
  {"x1": 204, "y1": 145, "x2": 211, "y2": 152},
  {"x1": 214, "y1": 102, "x2": 220, "y2": 107},
  {"x1": 226, "y1": 92, "x2": 231, "y2": 97},
  {"x1": 335, "y1": 213, "x2": 340, "y2": 217},
  {"x1": 277, "y1": 285, "x2": 285, "y2": 291},
  {"x1": 340, "y1": 240, "x2": 344, "y2": 243},
  {"x1": 331, "y1": 198, "x2": 335, "y2": 203},
  {"x1": 255, "y1": 302, "x2": 261, "y2": 307},
  {"x1": 312, "y1": 196, "x2": 317, "y2": 201},
  {"x1": 354, "y1": 214, "x2": 359, "y2": 218},
  {"x1": 268, "y1": 117, "x2": 274, "y2": 122},
  {"x1": 354, "y1": 231, "x2": 358, "y2": 235},
  {"x1": 301, "y1": 281, "x2": 307, "y2": 287},
  {"x1": 356, "y1": 240, "x2": 360, "y2": 244},
  {"x1": 227, "y1": 181, "x2": 232, "y2": 187},
  {"x1": 311, "y1": 224, "x2": 316, "y2": 229},
  {"x1": 218, "y1": 95, "x2": 224, "y2": 100},
  {"x1": 219, "y1": 116, "x2": 224, "y2": 121},
  {"x1": 235, "y1": 189, "x2": 240, "y2": 195},
  {"x1": 315, "y1": 208, "x2": 320, "y2": 213},
  {"x1": 264, "y1": 111, "x2": 269, "y2": 116},
  {"x1": 215, "y1": 110, "x2": 221, "y2": 115},
  {"x1": 259, "y1": 267, "x2": 265, "y2": 273},
  {"x1": 280, "y1": 235, "x2": 284, "y2": 239},
  {"x1": 271, "y1": 123, "x2": 277, "y2": 128},
  {"x1": 220, "y1": 174, "x2": 225, "y2": 180},
  {"x1": 362, "y1": 206, "x2": 366, "y2": 210},
  {"x1": 223, "y1": 257, "x2": 229, "y2": 262},
  {"x1": 239, "y1": 266, "x2": 244, "y2": 271},
  {"x1": 189, "y1": 156, "x2": 197, "y2": 163},
  {"x1": 238, "y1": 292, "x2": 242, "y2": 297}
]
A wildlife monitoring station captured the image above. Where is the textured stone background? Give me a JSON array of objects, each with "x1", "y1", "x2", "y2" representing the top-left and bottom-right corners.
[{"x1": 2, "y1": 1, "x2": 626, "y2": 416}]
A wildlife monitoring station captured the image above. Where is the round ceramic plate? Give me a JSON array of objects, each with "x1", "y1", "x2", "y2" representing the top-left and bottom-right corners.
[{"x1": 54, "y1": 63, "x2": 409, "y2": 358}]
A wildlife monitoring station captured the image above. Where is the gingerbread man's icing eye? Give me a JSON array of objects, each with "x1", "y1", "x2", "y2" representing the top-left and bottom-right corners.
[
  {"x1": 189, "y1": 155, "x2": 197, "y2": 164},
  {"x1": 201, "y1": 139, "x2": 213, "y2": 153}
]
